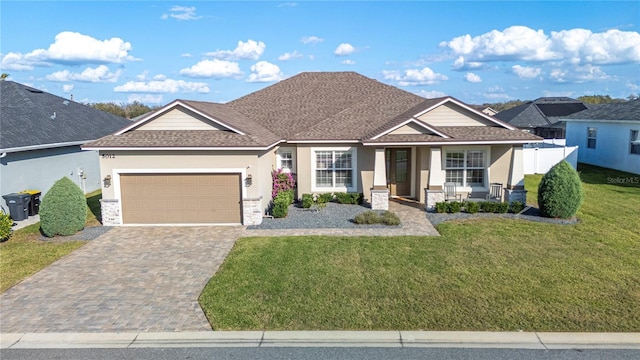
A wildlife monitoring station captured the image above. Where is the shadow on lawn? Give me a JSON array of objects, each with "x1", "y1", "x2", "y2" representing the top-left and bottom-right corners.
[
  {"x1": 577, "y1": 163, "x2": 640, "y2": 188},
  {"x1": 86, "y1": 192, "x2": 102, "y2": 224}
]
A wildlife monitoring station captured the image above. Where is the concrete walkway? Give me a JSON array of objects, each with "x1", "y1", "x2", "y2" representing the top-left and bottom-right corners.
[{"x1": 2, "y1": 331, "x2": 639, "y2": 349}]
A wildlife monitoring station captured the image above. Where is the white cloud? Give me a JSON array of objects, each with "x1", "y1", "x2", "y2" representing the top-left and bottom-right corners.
[
  {"x1": 382, "y1": 67, "x2": 448, "y2": 86},
  {"x1": 114, "y1": 79, "x2": 210, "y2": 93},
  {"x1": 136, "y1": 70, "x2": 148, "y2": 81},
  {"x1": 278, "y1": 2, "x2": 297, "y2": 7},
  {"x1": 334, "y1": 43, "x2": 355, "y2": 56},
  {"x1": 464, "y1": 72, "x2": 482, "y2": 83},
  {"x1": 127, "y1": 94, "x2": 164, "y2": 104},
  {"x1": 342, "y1": 59, "x2": 356, "y2": 65},
  {"x1": 45, "y1": 65, "x2": 122, "y2": 83},
  {"x1": 452, "y1": 56, "x2": 483, "y2": 70},
  {"x1": 181, "y1": 53, "x2": 193, "y2": 58},
  {"x1": 301, "y1": 36, "x2": 324, "y2": 45},
  {"x1": 153, "y1": 74, "x2": 166, "y2": 80},
  {"x1": 512, "y1": 65, "x2": 542, "y2": 79},
  {"x1": 161, "y1": 6, "x2": 202, "y2": 21},
  {"x1": 62, "y1": 84, "x2": 74, "y2": 93},
  {"x1": 441, "y1": 26, "x2": 640, "y2": 65},
  {"x1": 543, "y1": 90, "x2": 575, "y2": 97},
  {"x1": 482, "y1": 92, "x2": 512, "y2": 100},
  {"x1": 549, "y1": 64, "x2": 609, "y2": 83},
  {"x1": 247, "y1": 61, "x2": 284, "y2": 83},
  {"x1": 278, "y1": 50, "x2": 303, "y2": 61},
  {"x1": 179, "y1": 59, "x2": 242, "y2": 78},
  {"x1": 206, "y1": 40, "x2": 265, "y2": 60},
  {"x1": 414, "y1": 90, "x2": 447, "y2": 99},
  {"x1": 1, "y1": 31, "x2": 136, "y2": 70}
]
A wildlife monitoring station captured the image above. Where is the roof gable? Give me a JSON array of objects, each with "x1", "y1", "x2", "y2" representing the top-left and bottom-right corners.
[
  {"x1": 416, "y1": 101, "x2": 497, "y2": 127},
  {"x1": 0, "y1": 81, "x2": 131, "y2": 152}
]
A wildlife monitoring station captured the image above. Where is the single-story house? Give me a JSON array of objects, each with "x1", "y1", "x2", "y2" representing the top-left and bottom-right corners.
[
  {"x1": 0, "y1": 81, "x2": 131, "y2": 212},
  {"x1": 495, "y1": 97, "x2": 587, "y2": 139},
  {"x1": 564, "y1": 99, "x2": 640, "y2": 175},
  {"x1": 83, "y1": 72, "x2": 541, "y2": 226}
]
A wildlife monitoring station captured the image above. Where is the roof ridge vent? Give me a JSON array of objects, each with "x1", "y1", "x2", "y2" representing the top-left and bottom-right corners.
[{"x1": 24, "y1": 87, "x2": 43, "y2": 93}]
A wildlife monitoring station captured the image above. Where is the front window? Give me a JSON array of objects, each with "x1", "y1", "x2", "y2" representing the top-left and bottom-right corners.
[
  {"x1": 313, "y1": 149, "x2": 356, "y2": 190},
  {"x1": 587, "y1": 127, "x2": 597, "y2": 149},
  {"x1": 445, "y1": 150, "x2": 486, "y2": 187},
  {"x1": 630, "y1": 130, "x2": 640, "y2": 155},
  {"x1": 280, "y1": 151, "x2": 293, "y2": 170}
]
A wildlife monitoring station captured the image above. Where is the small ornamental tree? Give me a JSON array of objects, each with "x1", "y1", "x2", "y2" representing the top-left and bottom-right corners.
[
  {"x1": 270, "y1": 169, "x2": 296, "y2": 217},
  {"x1": 40, "y1": 177, "x2": 87, "y2": 237},
  {"x1": 537, "y1": 160, "x2": 584, "y2": 219}
]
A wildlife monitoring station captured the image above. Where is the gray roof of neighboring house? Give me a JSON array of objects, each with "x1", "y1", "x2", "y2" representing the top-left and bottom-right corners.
[
  {"x1": 1, "y1": 81, "x2": 130, "y2": 152},
  {"x1": 495, "y1": 97, "x2": 587, "y2": 129},
  {"x1": 564, "y1": 99, "x2": 640, "y2": 121}
]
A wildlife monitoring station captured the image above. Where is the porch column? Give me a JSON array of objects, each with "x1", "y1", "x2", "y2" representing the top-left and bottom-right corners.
[
  {"x1": 506, "y1": 145, "x2": 527, "y2": 204},
  {"x1": 370, "y1": 147, "x2": 389, "y2": 210},
  {"x1": 425, "y1": 147, "x2": 445, "y2": 211}
]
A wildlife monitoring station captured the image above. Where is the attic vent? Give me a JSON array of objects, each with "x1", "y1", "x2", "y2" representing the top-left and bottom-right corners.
[
  {"x1": 63, "y1": 100, "x2": 70, "y2": 105},
  {"x1": 51, "y1": 112, "x2": 56, "y2": 120},
  {"x1": 25, "y1": 87, "x2": 43, "y2": 93}
]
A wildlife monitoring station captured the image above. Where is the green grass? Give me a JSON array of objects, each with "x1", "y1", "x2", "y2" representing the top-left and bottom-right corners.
[
  {"x1": 200, "y1": 164, "x2": 640, "y2": 331},
  {"x1": 0, "y1": 190, "x2": 103, "y2": 292}
]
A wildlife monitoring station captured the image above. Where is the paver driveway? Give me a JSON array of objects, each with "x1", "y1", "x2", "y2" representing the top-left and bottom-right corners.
[{"x1": 0, "y1": 226, "x2": 243, "y2": 333}]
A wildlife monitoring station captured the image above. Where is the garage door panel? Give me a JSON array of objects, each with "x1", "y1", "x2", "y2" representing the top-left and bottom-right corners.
[{"x1": 120, "y1": 173, "x2": 241, "y2": 224}]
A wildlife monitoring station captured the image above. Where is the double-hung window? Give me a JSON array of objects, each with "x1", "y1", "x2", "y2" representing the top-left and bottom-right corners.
[
  {"x1": 630, "y1": 130, "x2": 640, "y2": 155},
  {"x1": 445, "y1": 150, "x2": 486, "y2": 188},
  {"x1": 587, "y1": 127, "x2": 597, "y2": 149},
  {"x1": 313, "y1": 148, "x2": 357, "y2": 191}
]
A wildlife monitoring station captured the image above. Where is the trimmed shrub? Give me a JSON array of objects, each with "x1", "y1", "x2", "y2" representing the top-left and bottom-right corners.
[
  {"x1": 510, "y1": 201, "x2": 525, "y2": 214},
  {"x1": 301, "y1": 193, "x2": 314, "y2": 209},
  {"x1": 318, "y1": 193, "x2": 334, "y2": 203},
  {"x1": 538, "y1": 160, "x2": 584, "y2": 219},
  {"x1": 0, "y1": 212, "x2": 12, "y2": 242},
  {"x1": 446, "y1": 201, "x2": 462, "y2": 213},
  {"x1": 496, "y1": 202, "x2": 510, "y2": 213},
  {"x1": 480, "y1": 201, "x2": 497, "y2": 213},
  {"x1": 335, "y1": 192, "x2": 363, "y2": 204},
  {"x1": 40, "y1": 177, "x2": 87, "y2": 237},
  {"x1": 353, "y1": 211, "x2": 401, "y2": 226},
  {"x1": 435, "y1": 202, "x2": 447, "y2": 213},
  {"x1": 271, "y1": 192, "x2": 290, "y2": 218},
  {"x1": 465, "y1": 201, "x2": 480, "y2": 214}
]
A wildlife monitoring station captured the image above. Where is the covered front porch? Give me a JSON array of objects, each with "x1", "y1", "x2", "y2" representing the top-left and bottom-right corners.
[{"x1": 368, "y1": 145, "x2": 527, "y2": 211}]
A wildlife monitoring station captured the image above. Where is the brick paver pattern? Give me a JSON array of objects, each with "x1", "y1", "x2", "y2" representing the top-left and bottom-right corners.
[{"x1": 0, "y1": 201, "x2": 438, "y2": 333}]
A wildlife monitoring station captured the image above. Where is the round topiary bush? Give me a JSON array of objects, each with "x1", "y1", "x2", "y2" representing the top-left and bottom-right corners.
[
  {"x1": 537, "y1": 160, "x2": 584, "y2": 219},
  {"x1": 40, "y1": 177, "x2": 87, "y2": 237}
]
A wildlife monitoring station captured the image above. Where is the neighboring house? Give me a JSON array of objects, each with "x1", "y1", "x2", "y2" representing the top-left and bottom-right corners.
[
  {"x1": 564, "y1": 99, "x2": 640, "y2": 175},
  {"x1": 0, "y1": 81, "x2": 131, "y2": 211},
  {"x1": 471, "y1": 105, "x2": 498, "y2": 116},
  {"x1": 84, "y1": 72, "x2": 541, "y2": 226},
  {"x1": 495, "y1": 97, "x2": 587, "y2": 139}
]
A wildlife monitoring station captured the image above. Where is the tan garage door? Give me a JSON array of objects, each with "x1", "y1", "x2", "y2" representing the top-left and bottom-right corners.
[{"x1": 120, "y1": 173, "x2": 241, "y2": 224}]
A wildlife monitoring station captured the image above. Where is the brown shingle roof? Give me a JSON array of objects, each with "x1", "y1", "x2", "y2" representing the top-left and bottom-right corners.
[
  {"x1": 366, "y1": 126, "x2": 541, "y2": 144},
  {"x1": 84, "y1": 130, "x2": 276, "y2": 148}
]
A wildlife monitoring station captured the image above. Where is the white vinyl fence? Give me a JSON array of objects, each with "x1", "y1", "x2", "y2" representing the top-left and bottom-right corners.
[{"x1": 523, "y1": 141, "x2": 578, "y2": 174}]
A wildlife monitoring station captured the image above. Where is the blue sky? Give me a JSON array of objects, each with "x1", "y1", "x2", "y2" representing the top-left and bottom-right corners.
[{"x1": 2, "y1": 1, "x2": 639, "y2": 106}]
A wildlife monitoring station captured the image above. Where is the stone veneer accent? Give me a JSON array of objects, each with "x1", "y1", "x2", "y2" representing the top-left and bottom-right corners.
[
  {"x1": 100, "y1": 199, "x2": 121, "y2": 226},
  {"x1": 505, "y1": 189, "x2": 527, "y2": 204},
  {"x1": 425, "y1": 189, "x2": 445, "y2": 211},
  {"x1": 370, "y1": 189, "x2": 389, "y2": 210},
  {"x1": 242, "y1": 197, "x2": 263, "y2": 226}
]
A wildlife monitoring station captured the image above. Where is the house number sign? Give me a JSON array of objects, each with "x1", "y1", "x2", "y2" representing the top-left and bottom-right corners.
[{"x1": 102, "y1": 154, "x2": 116, "y2": 159}]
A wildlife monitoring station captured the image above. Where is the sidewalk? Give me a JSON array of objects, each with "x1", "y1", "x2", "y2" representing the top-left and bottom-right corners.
[{"x1": 1, "y1": 331, "x2": 639, "y2": 349}]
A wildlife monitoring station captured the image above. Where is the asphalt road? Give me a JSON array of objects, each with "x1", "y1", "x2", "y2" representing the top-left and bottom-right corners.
[{"x1": 2, "y1": 347, "x2": 639, "y2": 360}]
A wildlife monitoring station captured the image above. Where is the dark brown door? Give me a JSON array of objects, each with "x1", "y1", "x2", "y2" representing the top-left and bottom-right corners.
[{"x1": 385, "y1": 148, "x2": 411, "y2": 196}]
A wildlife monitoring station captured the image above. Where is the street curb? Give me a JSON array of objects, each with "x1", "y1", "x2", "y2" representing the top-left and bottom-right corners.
[{"x1": 1, "y1": 331, "x2": 639, "y2": 349}]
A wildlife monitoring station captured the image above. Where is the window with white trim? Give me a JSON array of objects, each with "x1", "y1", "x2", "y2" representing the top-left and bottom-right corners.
[
  {"x1": 630, "y1": 130, "x2": 640, "y2": 155},
  {"x1": 279, "y1": 151, "x2": 293, "y2": 170},
  {"x1": 587, "y1": 127, "x2": 597, "y2": 149},
  {"x1": 445, "y1": 150, "x2": 486, "y2": 188},
  {"x1": 312, "y1": 148, "x2": 357, "y2": 190}
]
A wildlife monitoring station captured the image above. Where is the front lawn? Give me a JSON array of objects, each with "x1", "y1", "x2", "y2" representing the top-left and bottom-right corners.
[
  {"x1": 0, "y1": 190, "x2": 102, "y2": 292},
  {"x1": 200, "y1": 164, "x2": 640, "y2": 331}
]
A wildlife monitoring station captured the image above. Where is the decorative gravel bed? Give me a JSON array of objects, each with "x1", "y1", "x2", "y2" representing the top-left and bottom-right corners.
[
  {"x1": 247, "y1": 202, "x2": 402, "y2": 230},
  {"x1": 41, "y1": 226, "x2": 113, "y2": 241},
  {"x1": 426, "y1": 206, "x2": 579, "y2": 226}
]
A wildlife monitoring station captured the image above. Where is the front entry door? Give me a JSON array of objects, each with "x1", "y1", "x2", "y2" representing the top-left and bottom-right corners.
[{"x1": 386, "y1": 148, "x2": 411, "y2": 197}]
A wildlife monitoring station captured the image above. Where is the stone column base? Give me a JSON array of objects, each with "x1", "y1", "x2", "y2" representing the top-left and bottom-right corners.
[
  {"x1": 242, "y1": 197, "x2": 263, "y2": 226},
  {"x1": 425, "y1": 189, "x2": 445, "y2": 211},
  {"x1": 370, "y1": 189, "x2": 389, "y2": 210},
  {"x1": 505, "y1": 189, "x2": 527, "y2": 204},
  {"x1": 100, "y1": 199, "x2": 121, "y2": 226}
]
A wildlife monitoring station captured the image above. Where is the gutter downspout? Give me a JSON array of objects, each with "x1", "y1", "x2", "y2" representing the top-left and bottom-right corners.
[{"x1": 0, "y1": 153, "x2": 6, "y2": 159}]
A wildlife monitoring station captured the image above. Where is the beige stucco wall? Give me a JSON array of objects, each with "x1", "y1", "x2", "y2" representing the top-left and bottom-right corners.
[
  {"x1": 98, "y1": 150, "x2": 273, "y2": 211},
  {"x1": 415, "y1": 147, "x2": 430, "y2": 203},
  {"x1": 489, "y1": 145, "x2": 513, "y2": 187}
]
